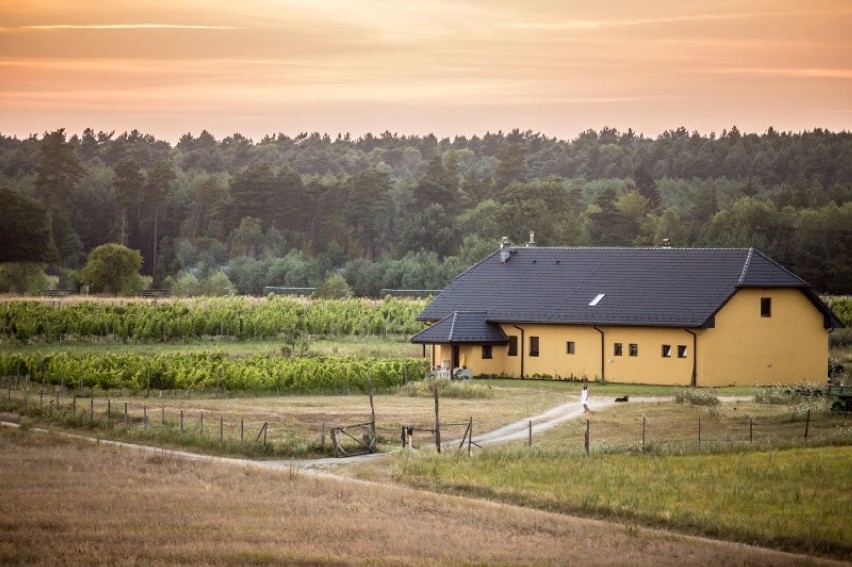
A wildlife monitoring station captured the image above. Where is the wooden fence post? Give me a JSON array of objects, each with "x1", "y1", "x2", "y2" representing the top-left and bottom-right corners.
[
  {"x1": 804, "y1": 409, "x2": 810, "y2": 439},
  {"x1": 584, "y1": 420, "x2": 590, "y2": 454},
  {"x1": 241, "y1": 418, "x2": 244, "y2": 442},
  {"x1": 698, "y1": 416, "x2": 702, "y2": 449},
  {"x1": 220, "y1": 416, "x2": 224, "y2": 442},
  {"x1": 90, "y1": 397, "x2": 93, "y2": 425},
  {"x1": 144, "y1": 405, "x2": 148, "y2": 428},
  {"x1": 124, "y1": 402, "x2": 128, "y2": 425},
  {"x1": 180, "y1": 410, "x2": 184, "y2": 432},
  {"x1": 749, "y1": 418, "x2": 753, "y2": 444},
  {"x1": 321, "y1": 421, "x2": 325, "y2": 448},
  {"x1": 161, "y1": 407, "x2": 165, "y2": 427},
  {"x1": 528, "y1": 420, "x2": 532, "y2": 447},
  {"x1": 200, "y1": 412, "x2": 204, "y2": 435},
  {"x1": 434, "y1": 384, "x2": 441, "y2": 453},
  {"x1": 642, "y1": 416, "x2": 646, "y2": 451},
  {"x1": 72, "y1": 395, "x2": 76, "y2": 414},
  {"x1": 107, "y1": 399, "x2": 111, "y2": 428}
]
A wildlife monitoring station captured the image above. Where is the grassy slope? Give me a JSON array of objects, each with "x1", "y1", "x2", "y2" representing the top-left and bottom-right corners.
[{"x1": 0, "y1": 426, "x2": 838, "y2": 567}]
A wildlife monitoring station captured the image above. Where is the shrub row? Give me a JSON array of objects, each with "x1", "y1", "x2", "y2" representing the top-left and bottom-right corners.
[
  {"x1": 0, "y1": 352, "x2": 430, "y2": 394},
  {"x1": 0, "y1": 296, "x2": 427, "y2": 343}
]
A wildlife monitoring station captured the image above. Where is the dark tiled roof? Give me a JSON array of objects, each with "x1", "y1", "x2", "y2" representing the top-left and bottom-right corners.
[
  {"x1": 410, "y1": 311, "x2": 509, "y2": 344},
  {"x1": 418, "y1": 247, "x2": 840, "y2": 329}
]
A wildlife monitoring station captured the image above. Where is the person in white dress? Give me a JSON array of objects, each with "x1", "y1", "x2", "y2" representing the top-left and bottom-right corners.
[{"x1": 581, "y1": 383, "x2": 591, "y2": 413}]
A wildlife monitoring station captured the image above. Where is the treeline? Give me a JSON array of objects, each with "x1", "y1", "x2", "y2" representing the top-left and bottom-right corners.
[{"x1": 1, "y1": 126, "x2": 850, "y2": 295}]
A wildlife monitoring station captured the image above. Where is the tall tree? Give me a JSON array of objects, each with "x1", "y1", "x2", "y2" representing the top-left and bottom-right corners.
[
  {"x1": 345, "y1": 168, "x2": 392, "y2": 260},
  {"x1": 144, "y1": 159, "x2": 176, "y2": 281},
  {"x1": 633, "y1": 164, "x2": 660, "y2": 209},
  {"x1": 34, "y1": 129, "x2": 83, "y2": 210},
  {"x1": 495, "y1": 141, "x2": 527, "y2": 192},
  {"x1": 113, "y1": 158, "x2": 144, "y2": 246},
  {"x1": 0, "y1": 186, "x2": 54, "y2": 263}
]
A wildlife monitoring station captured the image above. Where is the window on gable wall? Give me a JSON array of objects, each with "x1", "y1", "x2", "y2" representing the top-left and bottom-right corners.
[
  {"x1": 566, "y1": 341, "x2": 575, "y2": 354},
  {"x1": 629, "y1": 343, "x2": 638, "y2": 356},
  {"x1": 677, "y1": 345, "x2": 688, "y2": 358},
  {"x1": 761, "y1": 297, "x2": 772, "y2": 317},
  {"x1": 662, "y1": 344, "x2": 672, "y2": 358},
  {"x1": 482, "y1": 345, "x2": 492, "y2": 359},
  {"x1": 614, "y1": 343, "x2": 623, "y2": 356}
]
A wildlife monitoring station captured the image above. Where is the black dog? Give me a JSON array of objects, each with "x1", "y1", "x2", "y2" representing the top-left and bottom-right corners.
[{"x1": 614, "y1": 395, "x2": 629, "y2": 402}]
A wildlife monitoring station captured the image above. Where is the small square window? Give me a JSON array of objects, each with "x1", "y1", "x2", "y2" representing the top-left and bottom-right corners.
[
  {"x1": 482, "y1": 345, "x2": 492, "y2": 359},
  {"x1": 508, "y1": 336, "x2": 518, "y2": 356},
  {"x1": 629, "y1": 343, "x2": 638, "y2": 357},
  {"x1": 614, "y1": 343, "x2": 623, "y2": 356},
  {"x1": 662, "y1": 344, "x2": 672, "y2": 358},
  {"x1": 530, "y1": 336, "x2": 540, "y2": 357},
  {"x1": 761, "y1": 297, "x2": 772, "y2": 317},
  {"x1": 566, "y1": 341, "x2": 575, "y2": 354},
  {"x1": 677, "y1": 345, "x2": 688, "y2": 358}
]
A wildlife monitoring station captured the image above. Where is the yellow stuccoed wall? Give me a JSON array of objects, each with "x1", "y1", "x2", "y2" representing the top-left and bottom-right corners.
[
  {"x1": 423, "y1": 289, "x2": 829, "y2": 386},
  {"x1": 696, "y1": 288, "x2": 829, "y2": 386}
]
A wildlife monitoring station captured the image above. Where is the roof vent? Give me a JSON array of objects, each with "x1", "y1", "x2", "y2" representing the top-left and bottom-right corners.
[
  {"x1": 588, "y1": 293, "x2": 606, "y2": 307},
  {"x1": 661, "y1": 238, "x2": 672, "y2": 247},
  {"x1": 499, "y1": 236, "x2": 511, "y2": 263},
  {"x1": 526, "y1": 230, "x2": 536, "y2": 247}
]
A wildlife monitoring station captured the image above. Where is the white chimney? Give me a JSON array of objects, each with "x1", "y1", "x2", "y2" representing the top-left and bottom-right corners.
[
  {"x1": 500, "y1": 236, "x2": 511, "y2": 263},
  {"x1": 526, "y1": 230, "x2": 536, "y2": 247}
]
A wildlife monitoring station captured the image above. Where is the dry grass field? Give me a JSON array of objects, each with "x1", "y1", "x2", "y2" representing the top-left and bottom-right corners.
[{"x1": 1, "y1": 426, "x2": 842, "y2": 567}]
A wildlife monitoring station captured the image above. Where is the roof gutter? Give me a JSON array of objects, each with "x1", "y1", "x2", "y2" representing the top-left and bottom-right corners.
[
  {"x1": 685, "y1": 329, "x2": 698, "y2": 387},
  {"x1": 512, "y1": 325, "x2": 525, "y2": 379},
  {"x1": 593, "y1": 327, "x2": 605, "y2": 383}
]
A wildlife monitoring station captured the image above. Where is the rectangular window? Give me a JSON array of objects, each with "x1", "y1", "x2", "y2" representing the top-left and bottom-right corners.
[
  {"x1": 614, "y1": 343, "x2": 623, "y2": 356},
  {"x1": 530, "y1": 336, "x2": 540, "y2": 357},
  {"x1": 629, "y1": 343, "x2": 638, "y2": 357},
  {"x1": 508, "y1": 336, "x2": 518, "y2": 356},
  {"x1": 761, "y1": 297, "x2": 772, "y2": 317},
  {"x1": 482, "y1": 345, "x2": 492, "y2": 359},
  {"x1": 566, "y1": 341, "x2": 575, "y2": 354},
  {"x1": 677, "y1": 345, "x2": 688, "y2": 358},
  {"x1": 661, "y1": 344, "x2": 672, "y2": 358}
]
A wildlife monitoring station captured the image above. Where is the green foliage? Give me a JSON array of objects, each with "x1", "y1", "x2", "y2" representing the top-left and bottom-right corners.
[
  {"x1": 0, "y1": 352, "x2": 429, "y2": 394},
  {"x1": 0, "y1": 186, "x2": 55, "y2": 263},
  {"x1": 0, "y1": 263, "x2": 52, "y2": 294},
  {"x1": 81, "y1": 243, "x2": 143, "y2": 295},
  {"x1": 3, "y1": 127, "x2": 852, "y2": 294},
  {"x1": 313, "y1": 273, "x2": 352, "y2": 299},
  {"x1": 0, "y1": 297, "x2": 428, "y2": 343}
]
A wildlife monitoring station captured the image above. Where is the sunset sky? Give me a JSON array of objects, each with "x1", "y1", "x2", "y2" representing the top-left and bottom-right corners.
[{"x1": 1, "y1": 0, "x2": 850, "y2": 143}]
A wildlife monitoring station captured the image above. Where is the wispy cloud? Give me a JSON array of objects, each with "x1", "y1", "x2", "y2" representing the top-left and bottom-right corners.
[
  {"x1": 2, "y1": 24, "x2": 241, "y2": 31},
  {"x1": 501, "y1": 10, "x2": 835, "y2": 32},
  {"x1": 708, "y1": 67, "x2": 852, "y2": 79}
]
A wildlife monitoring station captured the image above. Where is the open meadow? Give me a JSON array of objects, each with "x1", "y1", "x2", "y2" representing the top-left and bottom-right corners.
[{"x1": 1, "y1": 425, "x2": 845, "y2": 567}]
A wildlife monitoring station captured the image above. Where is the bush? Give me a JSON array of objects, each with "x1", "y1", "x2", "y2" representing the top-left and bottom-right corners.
[
  {"x1": 754, "y1": 381, "x2": 825, "y2": 404},
  {"x1": 674, "y1": 388, "x2": 720, "y2": 406}
]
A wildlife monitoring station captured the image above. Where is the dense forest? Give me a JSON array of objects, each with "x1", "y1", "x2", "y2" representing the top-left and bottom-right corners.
[{"x1": 1, "y1": 126, "x2": 850, "y2": 296}]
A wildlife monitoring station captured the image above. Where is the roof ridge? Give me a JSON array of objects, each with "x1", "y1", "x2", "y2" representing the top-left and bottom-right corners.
[{"x1": 737, "y1": 248, "x2": 755, "y2": 286}]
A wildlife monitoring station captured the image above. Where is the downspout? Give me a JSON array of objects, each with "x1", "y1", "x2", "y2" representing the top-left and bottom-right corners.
[
  {"x1": 513, "y1": 325, "x2": 525, "y2": 379},
  {"x1": 685, "y1": 329, "x2": 697, "y2": 387},
  {"x1": 593, "y1": 327, "x2": 605, "y2": 383}
]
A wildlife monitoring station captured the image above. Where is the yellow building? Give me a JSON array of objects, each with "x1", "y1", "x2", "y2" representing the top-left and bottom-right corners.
[{"x1": 411, "y1": 245, "x2": 842, "y2": 386}]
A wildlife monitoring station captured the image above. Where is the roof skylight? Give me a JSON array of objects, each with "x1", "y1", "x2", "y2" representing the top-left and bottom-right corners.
[{"x1": 588, "y1": 293, "x2": 606, "y2": 307}]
